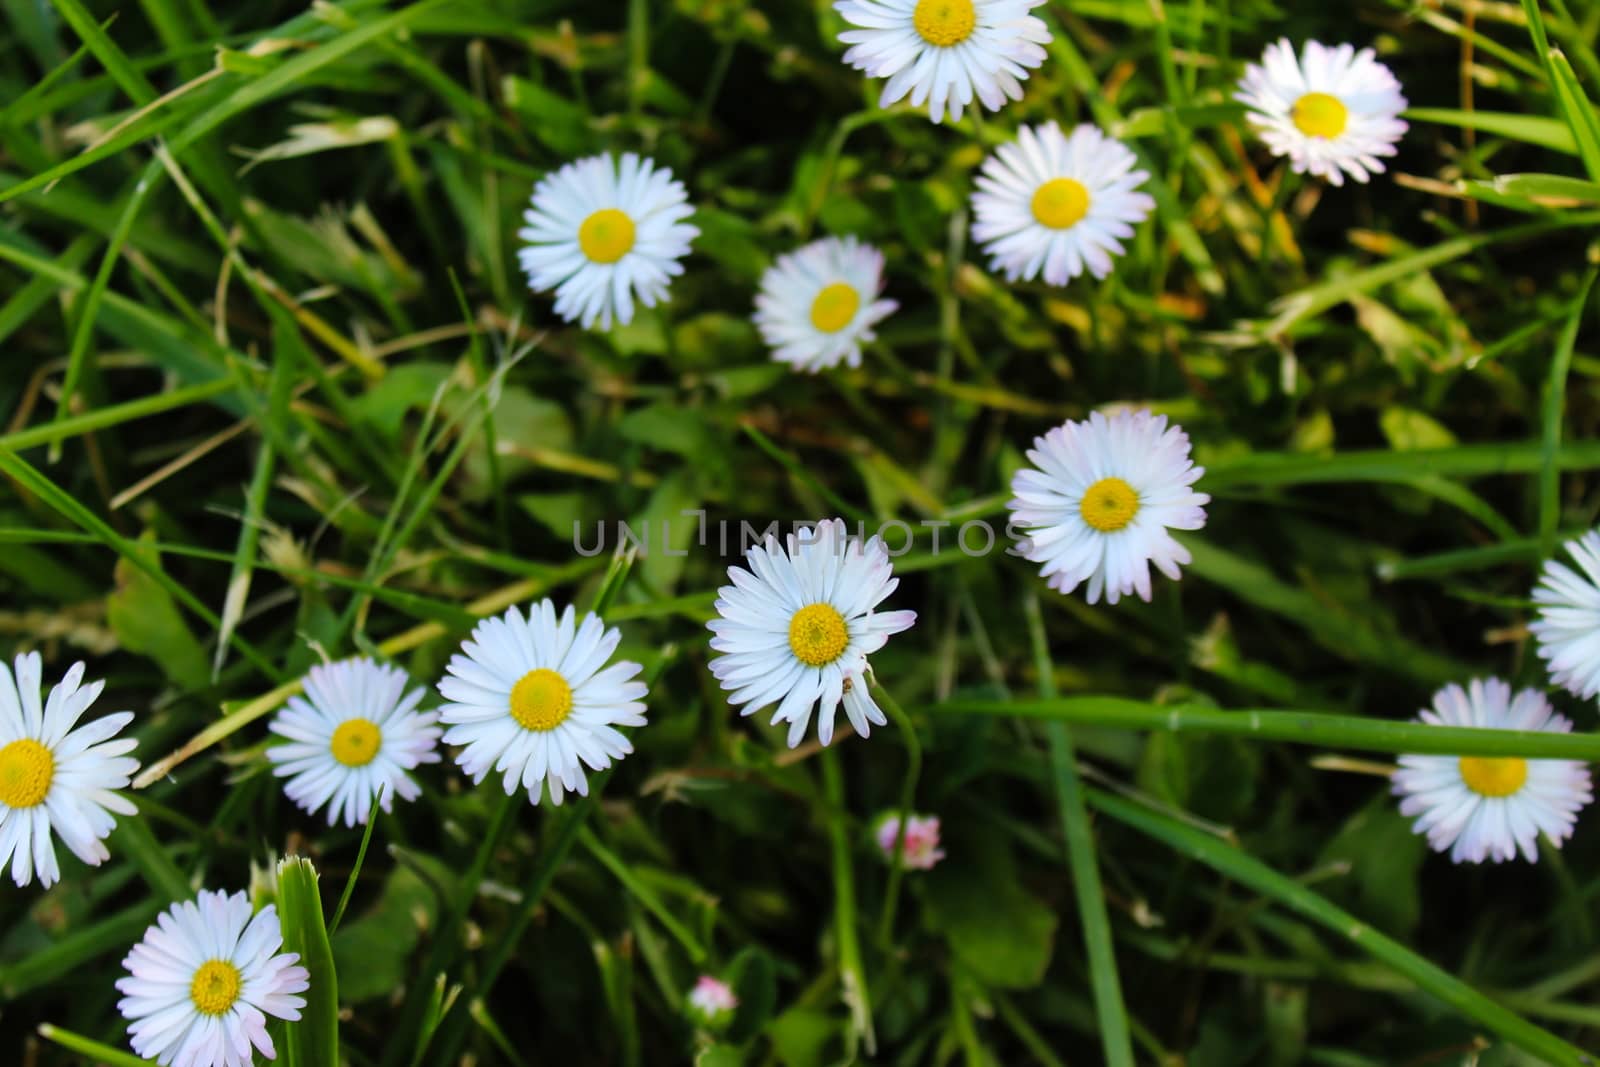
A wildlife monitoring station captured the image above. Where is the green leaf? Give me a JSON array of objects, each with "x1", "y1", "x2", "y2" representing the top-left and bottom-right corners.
[
  {"x1": 1315, "y1": 794, "x2": 1427, "y2": 938},
  {"x1": 1405, "y1": 108, "x2": 1577, "y2": 154},
  {"x1": 276, "y1": 857, "x2": 339, "y2": 1066},
  {"x1": 332, "y1": 862, "x2": 441, "y2": 1000},
  {"x1": 924, "y1": 827, "x2": 1057, "y2": 990},
  {"x1": 1379, "y1": 407, "x2": 1457, "y2": 451},
  {"x1": 106, "y1": 532, "x2": 210, "y2": 691}
]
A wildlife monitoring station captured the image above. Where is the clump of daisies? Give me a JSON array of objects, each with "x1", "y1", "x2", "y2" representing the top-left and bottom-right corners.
[
  {"x1": 873, "y1": 811, "x2": 945, "y2": 870},
  {"x1": 1236, "y1": 39, "x2": 1407, "y2": 186},
  {"x1": 754, "y1": 236, "x2": 897, "y2": 373},
  {"x1": 1008, "y1": 408, "x2": 1209, "y2": 604},
  {"x1": 835, "y1": 0, "x2": 1051, "y2": 124},
  {"x1": 971, "y1": 122, "x2": 1155, "y2": 286},
  {"x1": 1530, "y1": 529, "x2": 1600, "y2": 699},
  {"x1": 266, "y1": 657, "x2": 441, "y2": 828},
  {"x1": 517, "y1": 152, "x2": 699, "y2": 329},
  {"x1": 117, "y1": 889, "x2": 310, "y2": 1067},
  {"x1": 686, "y1": 974, "x2": 739, "y2": 1031},
  {"x1": 708, "y1": 519, "x2": 917, "y2": 747},
  {"x1": 1392, "y1": 679, "x2": 1592, "y2": 864},
  {"x1": 0, "y1": 653, "x2": 138, "y2": 888},
  {"x1": 438, "y1": 600, "x2": 648, "y2": 805}
]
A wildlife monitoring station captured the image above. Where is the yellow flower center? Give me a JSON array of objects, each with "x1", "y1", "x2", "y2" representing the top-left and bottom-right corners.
[
  {"x1": 809, "y1": 283, "x2": 861, "y2": 334},
  {"x1": 1079, "y1": 477, "x2": 1140, "y2": 532},
  {"x1": 788, "y1": 604, "x2": 850, "y2": 667},
  {"x1": 912, "y1": 0, "x2": 977, "y2": 47},
  {"x1": 510, "y1": 668, "x2": 574, "y2": 732},
  {"x1": 0, "y1": 739, "x2": 53, "y2": 808},
  {"x1": 1030, "y1": 178, "x2": 1091, "y2": 230},
  {"x1": 1291, "y1": 92, "x2": 1348, "y2": 139},
  {"x1": 330, "y1": 718, "x2": 382, "y2": 768},
  {"x1": 577, "y1": 208, "x2": 636, "y2": 264},
  {"x1": 190, "y1": 959, "x2": 242, "y2": 1016},
  {"x1": 1459, "y1": 756, "x2": 1528, "y2": 798}
]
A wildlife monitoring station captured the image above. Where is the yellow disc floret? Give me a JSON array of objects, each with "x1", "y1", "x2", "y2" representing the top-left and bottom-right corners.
[
  {"x1": 912, "y1": 0, "x2": 977, "y2": 47},
  {"x1": 190, "y1": 959, "x2": 243, "y2": 1016},
  {"x1": 1291, "y1": 92, "x2": 1348, "y2": 139},
  {"x1": 1079, "y1": 477, "x2": 1140, "y2": 533},
  {"x1": 578, "y1": 208, "x2": 636, "y2": 264},
  {"x1": 510, "y1": 668, "x2": 574, "y2": 732},
  {"x1": 330, "y1": 718, "x2": 382, "y2": 768},
  {"x1": 788, "y1": 604, "x2": 850, "y2": 667},
  {"x1": 810, "y1": 283, "x2": 861, "y2": 333},
  {"x1": 1459, "y1": 756, "x2": 1528, "y2": 798},
  {"x1": 0, "y1": 738, "x2": 53, "y2": 808},
  {"x1": 1030, "y1": 178, "x2": 1091, "y2": 230}
]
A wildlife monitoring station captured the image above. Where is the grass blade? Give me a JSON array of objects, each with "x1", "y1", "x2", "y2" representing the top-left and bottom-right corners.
[{"x1": 276, "y1": 857, "x2": 339, "y2": 1067}]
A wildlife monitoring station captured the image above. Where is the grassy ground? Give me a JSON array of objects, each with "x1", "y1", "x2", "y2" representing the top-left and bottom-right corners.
[{"x1": 6, "y1": 0, "x2": 1600, "y2": 1064}]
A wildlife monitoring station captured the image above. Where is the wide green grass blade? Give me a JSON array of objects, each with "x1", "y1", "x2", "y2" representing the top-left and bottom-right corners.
[{"x1": 277, "y1": 857, "x2": 339, "y2": 1067}]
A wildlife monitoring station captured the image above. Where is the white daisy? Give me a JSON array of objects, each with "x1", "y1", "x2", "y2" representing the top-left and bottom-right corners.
[
  {"x1": 1392, "y1": 678, "x2": 1592, "y2": 864},
  {"x1": 1008, "y1": 408, "x2": 1209, "y2": 605},
  {"x1": 708, "y1": 519, "x2": 917, "y2": 748},
  {"x1": 835, "y1": 0, "x2": 1051, "y2": 124},
  {"x1": 873, "y1": 812, "x2": 945, "y2": 870},
  {"x1": 753, "y1": 236, "x2": 898, "y2": 373},
  {"x1": 0, "y1": 653, "x2": 138, "y2": 889},
  {"x1": 265, "y1": 657, "x2": 441, "y2": 828},
  {"x1": 517, "y1": 152, "x2": 698, "y2": 330},
  {"x1": 117, "y1": 889, "x2": 310, "y2": 1067},
  {"x1": 1531, "y1": 529, "x2": 1600, "y2": 700},
  {"x1": 1236, "y1": 38, "x2": 1408, "y2": 186},
  {"x1": 971, "y1": 122, "x2": 1155, "y2": 286},
  {"x1": 437, "y1": 600, "x2": 648, "y2": 806}
]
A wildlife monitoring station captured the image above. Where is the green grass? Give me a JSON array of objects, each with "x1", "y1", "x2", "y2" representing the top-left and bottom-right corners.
[{"x1": 7, "y1": 1, "x2": 1600, "y2": 1065}]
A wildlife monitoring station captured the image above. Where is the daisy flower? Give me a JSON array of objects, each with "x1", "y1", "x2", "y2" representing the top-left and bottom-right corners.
[
  {"x1": 971, "y1": 122, "x2": 1155, "y2": 286},
  {"x1": 686, "y1": 975, "x2": 739, "y2": 1030},
  {"x1": 438, "y1": 601, "x2": 648, "y2": 806},
  {"x1": 1236, "y1": 38, "x2": 1408, "y2": 186},
  {"x1": 117, "y1": 889, "x2": 310, "y2": 1067},
  {"x1": 835, "y1": 0, "x2": 1051, "y2": 124},
  {"x1": 708, "y1": 519, "x2": 917, "y2": 748},
  {"x1": 1531, "y1": 529, "x2": 1600, "y2": 699},
  {"x1": 753, "y1": 236, "x2": 898, "y2": 373},
  {"x1": 266, "y1": 657, "x2": 441, "y2": 828},
  {"x1": 0, "y1": 653, "x2": 138, "y2": 889},
  {"x1": 1392, "y1": 679, "x2": 1592, "y2": 864},
  {"x1": 517, "y1": 152, "x2": 698, "y2": 330},
  {"x1": 873, "y1": 811, "x2": 945, "y2": 870},
  {"x1": 1008, "y1": 408, "x2": 1209, "y2": 605}
]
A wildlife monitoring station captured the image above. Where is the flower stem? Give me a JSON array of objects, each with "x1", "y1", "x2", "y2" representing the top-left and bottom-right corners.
[
  {"x1": 871, "y1": 675, "x2": 922, "y2": 946},
  {"x1": 820, "y1": 747, "x2": 875, "y2": 1055}
]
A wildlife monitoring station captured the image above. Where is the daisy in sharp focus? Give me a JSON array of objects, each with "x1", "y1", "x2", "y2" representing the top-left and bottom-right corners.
[
  {"x1": 117, "y1": 889, "x2": 310, "y2": 1067},
  {"x1": 0, "y1": 653, "x2": 138, "y2": 888},
  {"x1": 517, "y1": 152, "x2": 698, "y2": 330},
  {"x1": 835, "y1": 0, "x2": 1051, "y2": 124},
  {"x1": 266, "y1": 657, "x2": 441, "y2": 828},
  {"x1": 708, "y1": 519, "x2": 917, "y2": 748},
  {"x1": 1236, "y1": 38, "x2": 1408, "y2": 186},
  {"x1": 438, "y1": 600, "x2": 648, "y2": 806},
  {"x1": 1392, "y1": 678, "x2": 1592, "y2": 864},
  {"x1": 971, "y1": 122, "x2": 1155, "y2": 286},
  {"x1": 754, "y1": 236, "x2": 898, "y2": 373},
  {"x1": 1009, "y1": 408, "x2": 1209, "y2": 604},
  {"x1": 1531, "y1": 529, "x2": 1600, "y2": 699}
]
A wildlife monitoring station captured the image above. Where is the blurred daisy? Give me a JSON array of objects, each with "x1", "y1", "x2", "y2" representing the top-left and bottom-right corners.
[
  {"x1": 1392, "y1": 678, "x2": 1592, "y2": 864},
  {"x1": 686, "y1": 975, "x2": 739, "y2": 1030},
  {"x1": 753, "y1": 236, "x2": 898, "y2": 373},
  {"x1": 266, "y1": 657, "x2": 441, "y2": 828},
  {"x1": 873, "y1": 811, "x2": 945, "y2": 869},
  {"x1": 517, "y1": 152, "x2": 698, "y2": 330},
  {"x1": 971, "y1": 122, "x2": 1155, "y2": 286},
  {"x1": 0, "y1": 653, "x2": 138, "y2": 889},
  {"x1": 438, "y1": 601, "x2": 648, "y2": 806},
  {"x1": 118, "y1": 889, "x2": 310, "y2": 1067},
  {"x1": 1009, "y1": 409, "x2": 1209, "y2": 604},
  {"x1": 1236, "y1": 38, "x2": 1407, "y2": 186},
  {"x1": 835, "y1": 0, "x2": 1051, "y2": 124},
  {"x1": 708, "y1": 519, "x2": 917, "y2": 747},
  {"x1": 1531, "y1": 529, "x2": 1600, "y2": 699}
]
